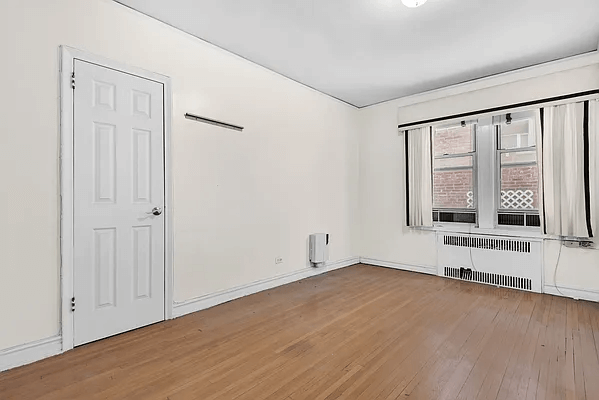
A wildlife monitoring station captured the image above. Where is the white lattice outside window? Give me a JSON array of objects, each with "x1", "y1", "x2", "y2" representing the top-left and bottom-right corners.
[
  {"x1": 468, "y1": 189, "x2": 535, "y2": 210},
  {"x1": 501, "y1": 190, "x2": 534, "y2": 209}
]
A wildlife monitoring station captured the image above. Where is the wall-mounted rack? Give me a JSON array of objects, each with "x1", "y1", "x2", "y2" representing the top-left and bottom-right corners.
[{"x1": 184, "y1": 113, "x2": 244, "y2": 132}]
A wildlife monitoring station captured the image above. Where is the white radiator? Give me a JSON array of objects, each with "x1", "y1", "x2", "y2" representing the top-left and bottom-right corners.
[{"x1": 436, "y1": 233, "x2": 542, "y2": 293}]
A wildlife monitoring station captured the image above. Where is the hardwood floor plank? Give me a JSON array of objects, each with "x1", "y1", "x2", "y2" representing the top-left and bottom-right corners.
[
  {"x1": 546, "y1": 296, "x2": 568, "y2": 400},
  {"x1": 436, "y1": 289, "x2": 524, "y2": 400},
  {"x1": 566, "y1": 300, "x2": 584, "y2": 400},
  {"x1": 1, "y1": 265, "x2": 598, "y2": 400},
  {"x1": 576, "y1": 302, "x2": 599, "y2": 399},
  {"x1": 389, "y1": 287, "x2": 502, "y2": 400},
  {"x1": 501, "y1": 292, "x2": 550, "y2": 400},
  {"x1": 477, "y1": 293, "x2": 537, "y2": 398},
  {"x1": 334, "y1": 282, "x2": 478, "y2": 399}
]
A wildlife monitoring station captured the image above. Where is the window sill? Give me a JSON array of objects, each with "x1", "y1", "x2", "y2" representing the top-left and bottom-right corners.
[{"x1": 413, "y1": 223, "x2": 544, "y2": 240}]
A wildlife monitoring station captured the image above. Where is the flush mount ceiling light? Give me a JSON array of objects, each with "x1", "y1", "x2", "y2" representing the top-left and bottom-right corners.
[{"x1": 402, "y1": 0, "x2": 428, "y2": 7}]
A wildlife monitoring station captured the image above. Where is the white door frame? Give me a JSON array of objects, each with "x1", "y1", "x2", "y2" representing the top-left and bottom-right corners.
[{"x1": 59, "y1": 46, "x2": 174, "y2": 352}]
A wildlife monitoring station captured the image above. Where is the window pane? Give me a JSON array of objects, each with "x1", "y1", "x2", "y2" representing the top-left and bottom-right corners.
[
  {"x1": 434, "y1": 156, "x2": 473, "y2": 170},
  {"x1": 433, "y1": 167, "x2": 474, "y2": 209},
  {"x1": 500, "y1": 150, "x2": 536, "y2": 165},
  {"x1": 434, "y1": 125, "x2": 474, "y2": 156},
  {"x1": 500, "y1": 151, "x2": 539, "y2": 209},
  {"x1": 499, "y1": 120, "x2": 535, "y2": 150}
]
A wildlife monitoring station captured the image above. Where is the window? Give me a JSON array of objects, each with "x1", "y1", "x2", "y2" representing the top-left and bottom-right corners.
[
  {"x1": 497, "y1": 120, "x2": 539, "y2": 210},
  {"x1": 432, "y1": 123, "x2": 477, "y2": 223},
  {"x1": 431, "y1": 112, "x2": 540, "y2": 229},
  {"x1": 496, "y1": 118, "x2": 540, "y2": 227}
]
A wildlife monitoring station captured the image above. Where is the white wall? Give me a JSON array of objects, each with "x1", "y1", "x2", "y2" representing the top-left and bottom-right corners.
[
  {"x1": 2, "y1": 0, "x2": 598, "y2": 357},
  {"x1": 0, "y1": 0, "x2": 360, "y2": 351},
  {"x1": 359, "y1": 63, "x2": 599, "y2": 292}
]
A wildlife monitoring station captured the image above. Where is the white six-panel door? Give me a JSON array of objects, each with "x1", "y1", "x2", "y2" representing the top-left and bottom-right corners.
[{"x1": 73, "y1": 60, "x2": 165, "y2": 346}]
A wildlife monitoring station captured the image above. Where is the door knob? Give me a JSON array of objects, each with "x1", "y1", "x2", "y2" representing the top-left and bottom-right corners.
[{"x1": 149, "y1": 207, "x2": 163, "y2": 216}]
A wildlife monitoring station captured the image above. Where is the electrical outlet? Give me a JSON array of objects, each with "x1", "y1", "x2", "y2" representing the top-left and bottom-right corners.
[
  {"x1": 564, "y1": 240, "x2": 595, "y2": 249},
  {"x1": 275, "y1": 257, "x2": 283, "y2": 264}
]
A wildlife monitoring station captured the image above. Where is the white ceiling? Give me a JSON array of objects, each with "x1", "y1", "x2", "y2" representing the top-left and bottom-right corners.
[{"x1": 116, "y1": 0, "x2": 599, "y2": 107}]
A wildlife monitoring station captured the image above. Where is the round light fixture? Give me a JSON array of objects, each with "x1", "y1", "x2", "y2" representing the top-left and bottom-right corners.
[{"x1": 402, "y1": 0, "x2": 428, "y2": 7}]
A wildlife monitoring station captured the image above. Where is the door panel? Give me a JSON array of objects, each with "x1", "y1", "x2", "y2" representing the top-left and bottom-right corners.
[
  {"x1": 73, "y1": 60, "x2": 165, "y2": 346},
  {"x1": 132, "y1": 128, "x2": 152, "y2": 203},
  {"x1": 93, "y1": 122, "x2": 117, "y2": 203},
  {"x1": 132, "y1": 225, "x2": 152, "y2": 300},
  {"x1": 94, "y1": 228, "x2": 117, "y2": 309}
]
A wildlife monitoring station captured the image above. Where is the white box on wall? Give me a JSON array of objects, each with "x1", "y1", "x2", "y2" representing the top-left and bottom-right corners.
[{"x1": 309, "y1": 233, "x2": 329, "y2": 267}]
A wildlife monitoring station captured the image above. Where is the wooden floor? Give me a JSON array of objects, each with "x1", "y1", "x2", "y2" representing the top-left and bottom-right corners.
[{"x1": 2, "y1": 264, "x2": 599, "y2": 399}]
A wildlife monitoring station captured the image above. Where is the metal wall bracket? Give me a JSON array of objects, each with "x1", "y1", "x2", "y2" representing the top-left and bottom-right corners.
[{"x1": 185, "y1": 113, "x2": 244, "y2": 132}]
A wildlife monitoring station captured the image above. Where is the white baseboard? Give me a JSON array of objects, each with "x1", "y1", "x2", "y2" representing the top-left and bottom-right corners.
[
  {"x1": 543, "y1": 285, "x2": 599, "y2": 303},
  {"x1": 326, "y1": 256, "x2": 361, "y2": 271},
  {"x1": 359, "y1": 257, "x2": 437, "y2": 276},
  {"x1": 172, "y1": 257, "x2": 360, "y2": 318},
  {"x1": 0, "y1": 335, "x2": 62, "y2": 373}
]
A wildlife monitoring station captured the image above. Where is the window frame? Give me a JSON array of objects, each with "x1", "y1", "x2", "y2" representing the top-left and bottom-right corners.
[
  {"x1": 429, "y1": 114, "x2": 541, "y2": 233},
  {"x1": 495, "y1": 120, "x2": 540, "y2": 214},
  {"x1": 432, "y1": 124, "x2": 478, "y2": 214}
]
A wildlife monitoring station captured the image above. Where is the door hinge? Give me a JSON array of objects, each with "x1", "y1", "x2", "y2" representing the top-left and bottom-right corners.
[
  {"x1": 71, "y1": 72, "x2": 75, "y2": 90},
  {"x1": 71, "y1": 297, "x2": 75, "y2": 312}
]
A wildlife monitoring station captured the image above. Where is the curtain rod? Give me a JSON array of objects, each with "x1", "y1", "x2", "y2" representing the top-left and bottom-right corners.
[{"x1": 397, "y1": 89, "x2": 599, "y2": 130}]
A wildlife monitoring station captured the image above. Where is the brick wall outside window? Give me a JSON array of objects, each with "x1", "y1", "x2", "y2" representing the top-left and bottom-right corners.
[
  {"x1": 433, "y1": 170, "x2": 473, "y2": 209},
  {"x1": 433, "y1": 126, "x2": 472, "y2": 156}
]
